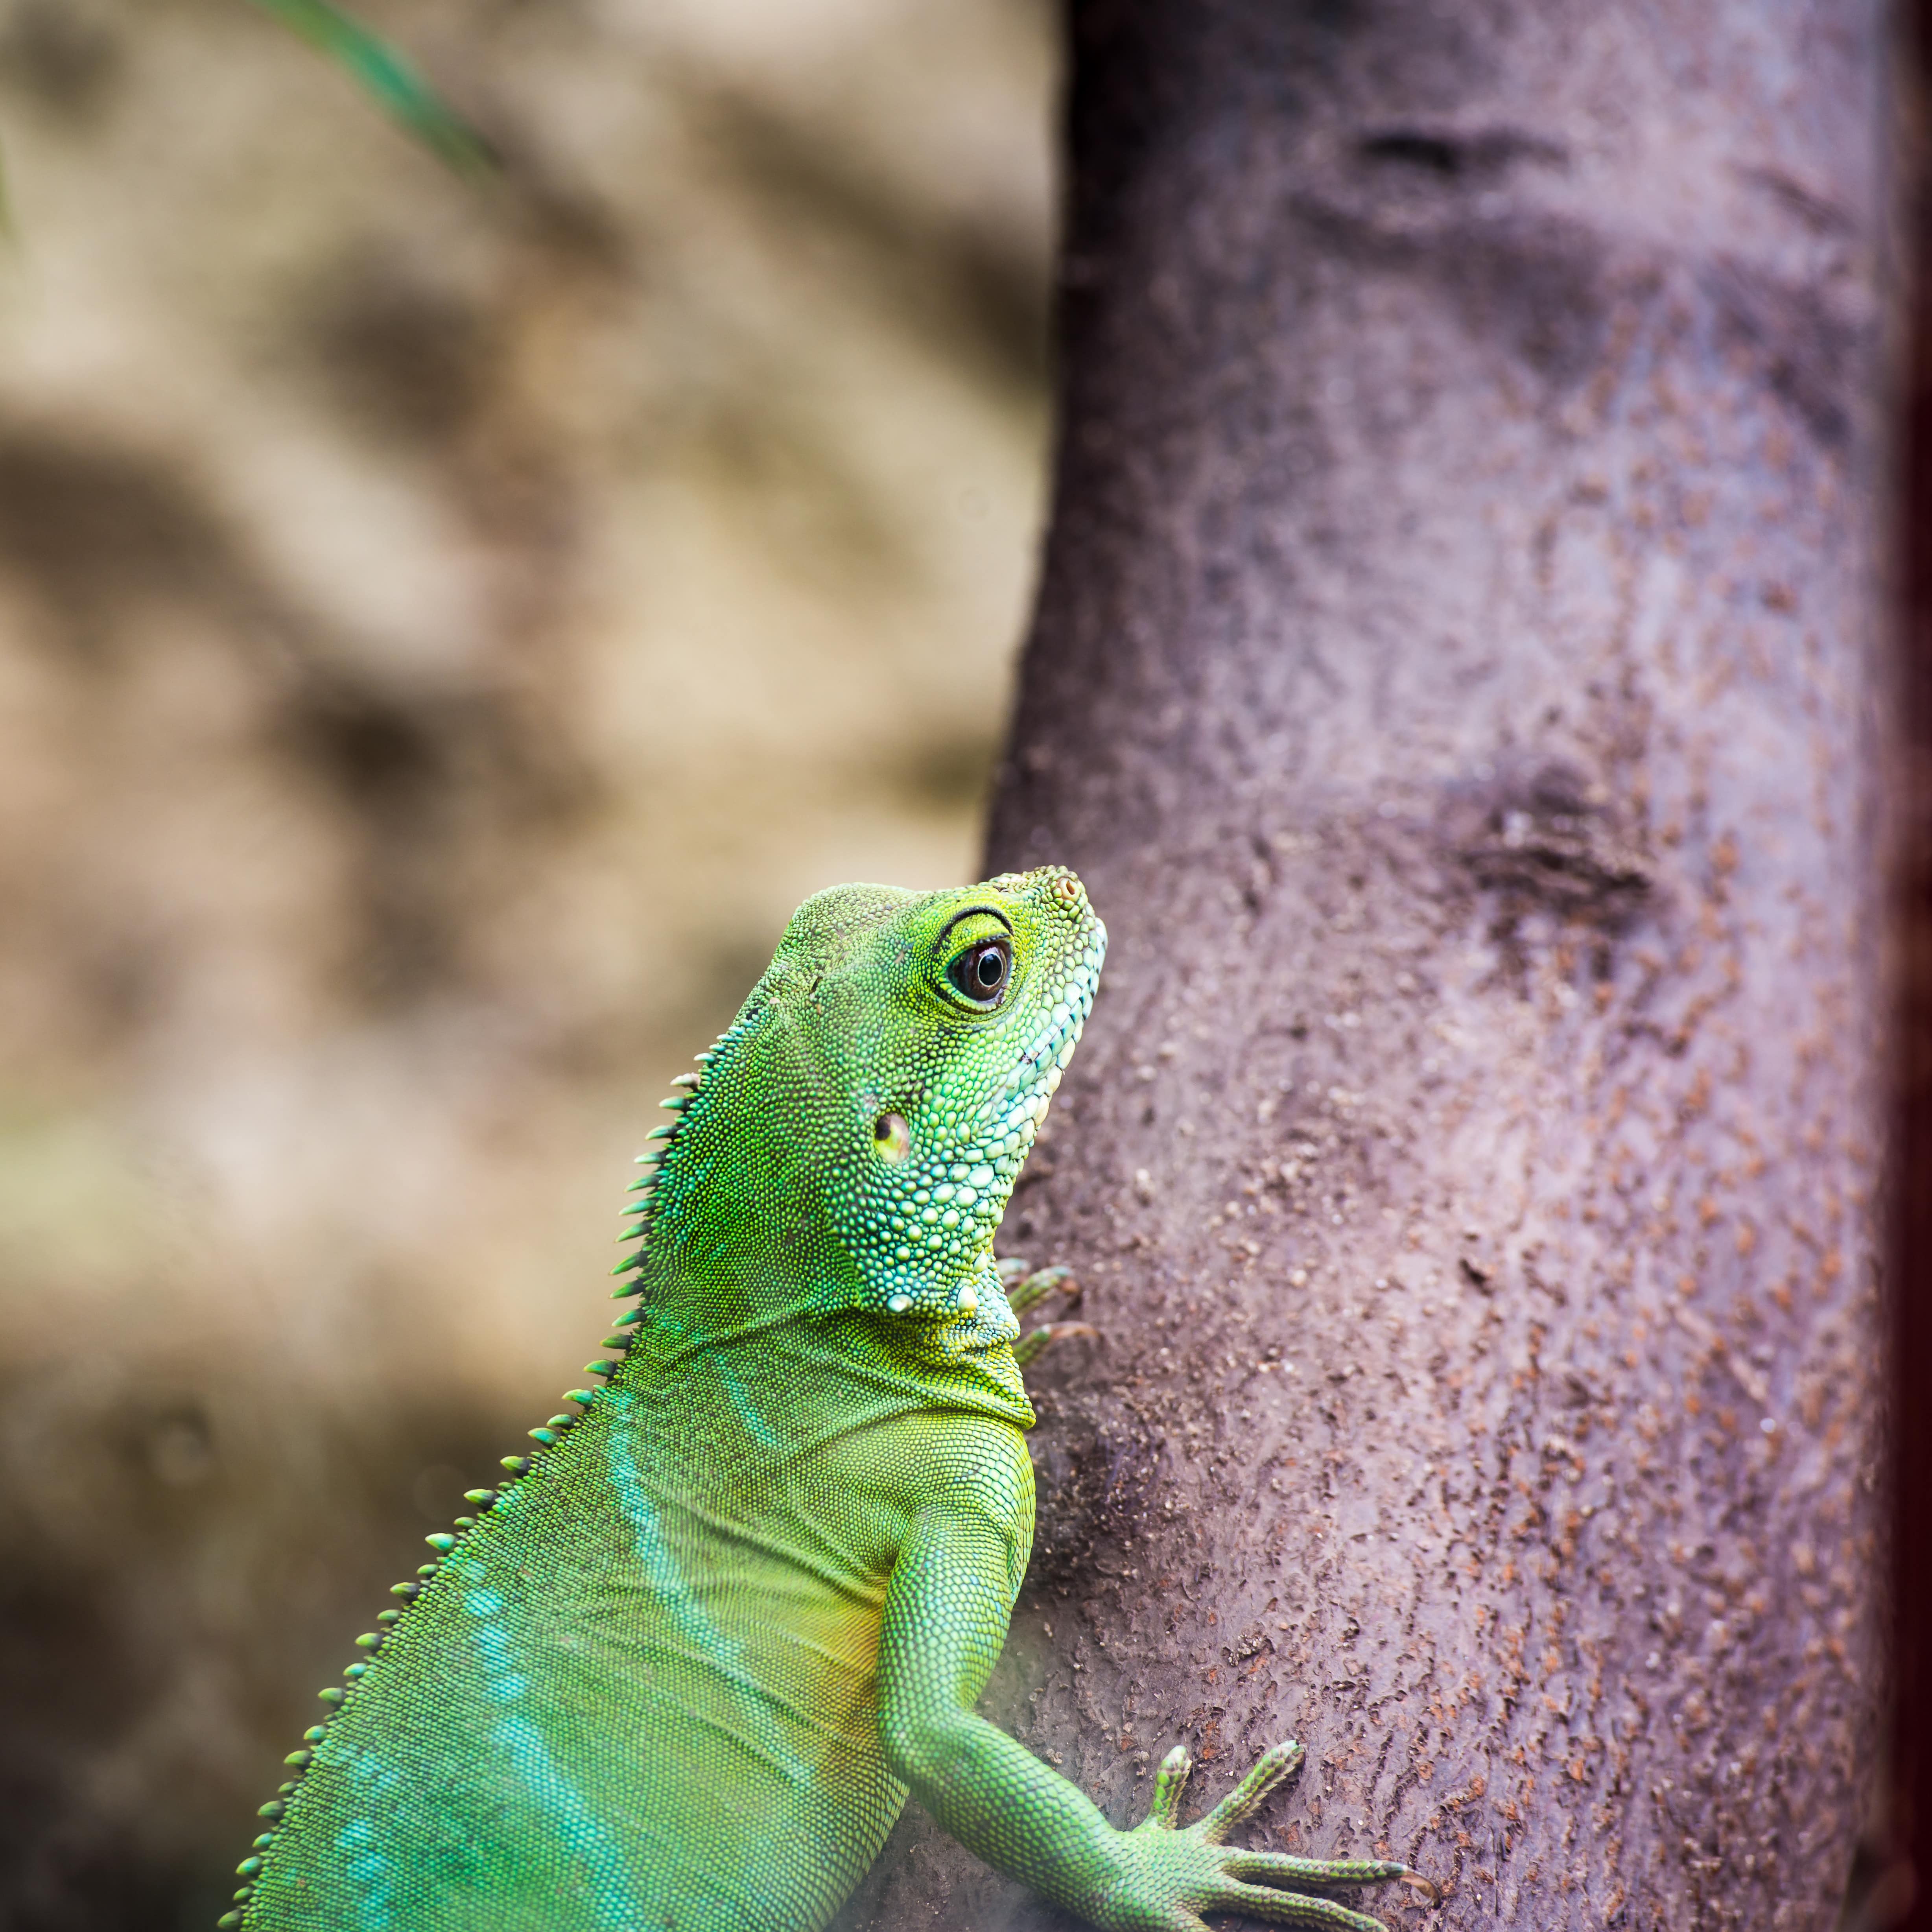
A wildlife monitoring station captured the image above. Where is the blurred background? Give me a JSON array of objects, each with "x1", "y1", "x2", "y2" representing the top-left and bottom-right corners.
[{"x1": 0, "y1": 1, "x2": 1054, "y2": 1923}]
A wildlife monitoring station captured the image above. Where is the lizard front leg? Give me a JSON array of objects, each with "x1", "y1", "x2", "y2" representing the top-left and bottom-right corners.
[{"x1": 876, "y1": 1501, "x2": 1432, "y2": 1931}]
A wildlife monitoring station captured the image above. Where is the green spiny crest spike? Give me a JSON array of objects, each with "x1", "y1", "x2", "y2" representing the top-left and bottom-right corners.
[
  {"x1": 464, "y1": 1488, "x2": 497, "y2": 1505},
  {"x1": 600, "y1": 1333, "x2": 631, "y2": 1348},
  {"x1": 425, "y1": 1532, "x2": 457, "y2": 1554},
  {"x1": 355, "y1": 1632, "x2": 381, "y2": 1651},
  {"x1": 610, "y1": 1283, "x2": 646, "y2": 1299},
  {"x1": 501, "y1": 1455, "x2": 530, "y2": 1474},
  {"x1": 244, "y1": 0, "x2": 495, "y2": 176},
  {"x1": 343, "y1": 1663, "x2": 367, "y2": 1680},
  {"x1": 528, "y1": 1427, "x2": 558, "y2": 1446},
  {"x1": 257, "y1": 1800, "x2": 284, "y2": 1819},
  {"x1": 235, "y1": 1885, "x2": 254, "y2": 1901},
  {"x1": 454, "y1": 1515, "x2": 476, "y2": 1529},
  {"x1": 610, "y1": 1252, "x2": 647, "y2": 1277},
  {"x1": 390, "y1": 1581, "x2": 420, "y2": 1600},
  {"x1": 318, "y1": 1687, "x2": 346, "y2": 1706},
  {"x1": 376, "y1": 1610, "x2": 400, "y2": 1627},
  {"x1": 303, "y1": 1726, "x2": 327, "y2": 1742},
  {"x1": 615, "y1": 1305, "x2": 644, "y2": 1325},
  {"x1": 585, "y1": 1360, "x2": 616, "y2": 1379},
  {"x1": 219, "y1": 1912, "x2": 243, "y2": 1929},
  {"x1": 646, "y1": 1124, "x2": 675, "y2": 1140},
  {"x1": 658, "y1": 1097, "x2": 687, "y2": 1112},
  {"x1": 417, "y1": 1563, "x2": 439, "y2": 1578},
  {"x1": 238, "y1": 1856, "x2": 264, "y2": 1878},
  {"x1": 254, "y1": 1832, "x2": 275, "y2": 1848},
  {"x1": 278, "y1": 1779, "x2": 299, "y2": 1793},
  {"x1": 284, "y1": 1749, "x2": 312, "y2": 1768},
  {"x1": 566, "y1": 1386, "x2": 598, "y2": 1403},
  {"x1": 669, "y1": 1071, "x2": 700, "y2": 1089}
]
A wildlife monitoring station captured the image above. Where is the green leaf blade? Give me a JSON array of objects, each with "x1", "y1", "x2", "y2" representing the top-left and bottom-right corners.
[{"x1": 245, "y1": 0, "x2": 494, "y2": 176}]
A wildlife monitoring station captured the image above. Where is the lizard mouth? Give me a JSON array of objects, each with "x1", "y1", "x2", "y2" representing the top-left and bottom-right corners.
[{"x1": 972, "y1": 896, "x2": 1103, "y2": 1158}]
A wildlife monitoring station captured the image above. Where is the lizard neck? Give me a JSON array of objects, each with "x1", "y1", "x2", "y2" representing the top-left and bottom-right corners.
[{"x1": 614, "y1": 1244, "x2": 1032, "y2": 1442}]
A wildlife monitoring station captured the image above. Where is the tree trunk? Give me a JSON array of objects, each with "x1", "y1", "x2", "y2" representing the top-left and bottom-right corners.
[
  {"x1": 840, "y1": 2, "x2": 1886, "y2": 1928},
  {"x1": 1889, "y1": 4, "x2": 1932, "y2": 1925}
]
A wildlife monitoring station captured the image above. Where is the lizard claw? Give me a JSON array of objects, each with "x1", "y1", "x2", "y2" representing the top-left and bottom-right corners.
[
  {"x1": 1142, "y1": 1744, "x2": 1195, "y2": 1828},
  {"x1": 1014, "y1": 1321, "x2": 1100, "y2": 1369}
]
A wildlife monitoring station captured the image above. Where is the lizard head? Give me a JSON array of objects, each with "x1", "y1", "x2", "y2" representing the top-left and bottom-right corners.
[
  {"x1": 667, "y1": 865, "x2": 1104, "y2": 1322},
  {"x1": 830, "y1": 864, "x2": 1105, "y2": 1319}
]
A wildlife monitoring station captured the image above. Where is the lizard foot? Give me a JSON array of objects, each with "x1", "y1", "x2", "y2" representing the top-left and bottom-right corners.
[
  {"x1": 1110, "y1": 1742, "x2": 1434, "y2": 1930},
  {"x1": 998, "y1": 1259, "x2": 1101, "y2": 1369}
]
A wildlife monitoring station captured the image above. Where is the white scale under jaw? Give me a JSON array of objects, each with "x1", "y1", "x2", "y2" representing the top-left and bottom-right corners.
[{"x1": 880, "y1": 961, "x2": 1088, "y2": 1323}]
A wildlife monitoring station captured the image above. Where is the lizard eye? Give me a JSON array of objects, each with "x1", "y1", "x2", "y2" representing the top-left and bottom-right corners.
[{"x1": 946, "y1": 939, "x2": 1011, "y2": 1006}]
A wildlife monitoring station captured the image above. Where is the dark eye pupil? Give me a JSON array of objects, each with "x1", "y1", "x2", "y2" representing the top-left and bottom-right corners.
[{"x1": 949, "y1": 941, "x2": 1008, "y2": 1000}]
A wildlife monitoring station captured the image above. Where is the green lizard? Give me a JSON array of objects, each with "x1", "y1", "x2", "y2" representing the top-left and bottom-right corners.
[{"x1": 226, "y1": 866, "x2": 1429, "y2": 1932}]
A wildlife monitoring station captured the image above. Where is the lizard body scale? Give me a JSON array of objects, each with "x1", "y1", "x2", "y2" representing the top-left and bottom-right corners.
[{"x1": 228, "y1": 867, "x2": 1425, "y2": 1932}]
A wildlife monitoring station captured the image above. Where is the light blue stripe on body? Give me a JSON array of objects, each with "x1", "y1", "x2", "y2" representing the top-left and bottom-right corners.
[
  {"x1": 461, "y1": 1585, "x2": 640, "y2": 1928},
  {"x1": 602, "y1": 1410, "x2": 812, "y2": 1787},
  {"x1": 331, "y1": 1755, "x2": 405, "y2": 1931},
  {"x1": 496, "y1": 1715, "x2": 638, "y2": 1930},
  {"x1": 649, "y1": 1307, "x2": 782, "y2": 1451},
  {"x1": 709, "y1": 1344, "x2": 781, "y2": 1449}
]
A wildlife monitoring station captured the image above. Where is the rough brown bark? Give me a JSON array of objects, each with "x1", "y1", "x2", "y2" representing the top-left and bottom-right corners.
[{"x1": 840, "y1": 3, "x2": 1886, "y2": 1928}]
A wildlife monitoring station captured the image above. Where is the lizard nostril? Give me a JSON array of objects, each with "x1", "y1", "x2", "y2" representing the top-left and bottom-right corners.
[{"x1": 873, "y1": 1113, "x2": 911, "y2": 1163}]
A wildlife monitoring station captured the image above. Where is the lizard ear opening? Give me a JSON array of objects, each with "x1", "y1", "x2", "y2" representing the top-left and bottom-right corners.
[{"x1": 872, "y1": 1113, "x2": 911, "y2": 1163}]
